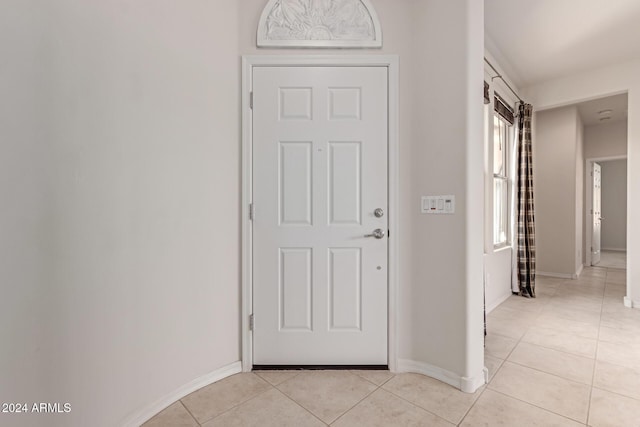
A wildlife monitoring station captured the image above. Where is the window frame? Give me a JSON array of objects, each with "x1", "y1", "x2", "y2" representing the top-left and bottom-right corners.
[{"x1": 492, "y1": 113, "x2": 513, "y2": 249}]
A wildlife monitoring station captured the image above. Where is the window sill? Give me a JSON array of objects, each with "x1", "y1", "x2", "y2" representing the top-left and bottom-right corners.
[{"x1": 492, "y1": 244, "x2": 512, "y2": 254}]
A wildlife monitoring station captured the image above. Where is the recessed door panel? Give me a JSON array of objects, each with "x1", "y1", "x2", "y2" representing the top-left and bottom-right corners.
[
  {"x1": 279, "y1": 142, "x2": 313, "y2": 226},
  {"x1": 328, "y1": 142, "x2": 361, "y2": 225},
  {"x1": 279, "y1": 248, "x2": 313, "y2": 331},
  {"x1": 329, "y1": 248, "x2": 362, "y2": 331}
]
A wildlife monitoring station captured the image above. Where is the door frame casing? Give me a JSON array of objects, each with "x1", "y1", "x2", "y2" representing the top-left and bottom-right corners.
[
  {"x1": 241, "y1": 55, "x2": 400, "y2": 372},
  {"x1": 585, "y1": 155, "x2": 627, "y2": 267}
]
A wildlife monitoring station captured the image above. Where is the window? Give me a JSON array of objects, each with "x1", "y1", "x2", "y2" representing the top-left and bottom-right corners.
[{"x1": 493, "y1": 114, "x2": 511, "y2": 247}]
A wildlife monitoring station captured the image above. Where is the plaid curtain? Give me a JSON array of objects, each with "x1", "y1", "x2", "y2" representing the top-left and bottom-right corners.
[{"x1": 516, "y1": 103, "x2": 536, "y2": 298}]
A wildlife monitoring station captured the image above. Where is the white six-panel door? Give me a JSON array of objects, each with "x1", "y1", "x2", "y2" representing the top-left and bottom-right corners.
[
  {"x1": 252, "y1": 66, "x2": 388, "y2": 365},
  {"x1": 592, "y1": 162, "x2": 602, "y2": 265}
]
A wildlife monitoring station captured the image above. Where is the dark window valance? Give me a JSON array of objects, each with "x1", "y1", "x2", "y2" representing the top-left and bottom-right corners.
[
  {"x1": 484, "y1": 81, "x2": 490, "y2": 105},
  {"x1": 494, "y1": 92, "x2": 514, "y2": 125}
]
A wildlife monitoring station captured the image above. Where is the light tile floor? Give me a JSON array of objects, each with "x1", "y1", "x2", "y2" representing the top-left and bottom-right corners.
[
  {"x1": 144, "y1": 266, "x2": 640, "y2": 426},
  {"x1": 595, "y1": 250, "x2": 626, "y2": 270}
]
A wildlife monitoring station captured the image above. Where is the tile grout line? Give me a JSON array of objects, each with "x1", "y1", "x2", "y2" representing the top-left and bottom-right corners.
[
  {"x1": 487, "y1": 388, "x2": 588, "y2": 425},
  {"x1": 188, "y1": 374, "x2": 273, "y2": 426},
  {"x1": 586, "y1": 267, "x2": 607, "y2": 426},
  {"x1": 457, "y1": 385, "x2": 489, "y2": 426},
  {"x1": 379, "y1": 381, "x2": 462, "y2": 426},
  {"x1": 177, "y1": 400, "x2": 200, "y2": 427},
  {"x1": 487, "y1": 282, "x2": 592, "y2": 424},
  {"x1": 269, "y1": 383, "x2": 329, "y2": 426},
  {"x1": 328, "y1": 379, "x2": 382, "y2": 426}
]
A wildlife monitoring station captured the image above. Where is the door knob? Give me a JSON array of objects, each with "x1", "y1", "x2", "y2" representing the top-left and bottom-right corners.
[
  {"x1": 374, "y1": 208, "x2": 384, "y2": 218},
  {"x1": 365, "y1": 229, "x2": 385, "y2": 239}
]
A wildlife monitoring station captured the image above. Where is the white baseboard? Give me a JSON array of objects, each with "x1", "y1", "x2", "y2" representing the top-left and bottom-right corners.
[
  {"x1": 537, "y1": 271, "x2": 573, "y2": 279},
  {"x1": 602, "y1": 247, "x2": 626, "y2": 252},
  {"x1": 486, "y1": 291, "x2": 512, "y2": 314},
  {"x1": 624, "y1": 296, "x2": 639, "y2": 309},
  {"x1": 122, "y1": 361, "x2": 242, "y2": 427},
  {"x1": 574, "y1": 264, "x2": 584, "y2": 279},
  {"x1": 397, "y1": 359, "x2": 485, "y2": 393}
]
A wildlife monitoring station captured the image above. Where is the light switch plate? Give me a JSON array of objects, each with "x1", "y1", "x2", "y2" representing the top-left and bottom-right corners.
[{"x1": 421, "y1": 195, "x2": 455, "y2": 214}]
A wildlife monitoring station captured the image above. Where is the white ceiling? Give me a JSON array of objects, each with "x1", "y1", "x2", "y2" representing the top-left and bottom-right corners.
[
  {"x1": 485, "y1": 0, "x2": 640, "y2": 88},
  {"x1": 576, "y1": 93, "x2": 628, "y2": 127}
]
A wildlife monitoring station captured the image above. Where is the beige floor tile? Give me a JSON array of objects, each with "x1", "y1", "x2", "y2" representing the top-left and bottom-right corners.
[
  {"x1": 548, "y1": 297, "x2": 602, "y2": 313},
  {"x1": 181, "y1": 373, "x2": 270, "y2": 424},
  {"x1": 486, "y1": 316, "x2": 529, "y2": 340},
  {"x1": 605, "y1": 270, "x2": 627, "y2": 285},
  {"x1": 597, "y1": 340, "x2": 640, "y2": 371},
  {"x1": 489, "y1": 362, "x2": 590, "y2": 423},
  {"x1": 382, "y1": 373, "x2": 481, "y2": 424},
  {"x1": 594, "y1": 360, "x2": 640, "y2": 401},
  {"x1": 485, "y1": 333, "x2": 518, "y2": 359},
  {"x1": 349, "y1": 369, "x2": 394, "y2": 386},
  {"x1": 540, "y1": 305, "x2": 601, "y2": 325},
  {"x1": 488, "y1": 305, "x2": 540, "y2": 323},
  {"x1": 201, "y1": 388, "x2": 324, "y2": 427},
  {"x1": 553, "y1": 287, "x2": 604, "y2": 300},
  {"x1": 599, "y1": 324, "x2": 640, "y2": 346},
  {"x1": 536, "y1": 276, "x2": 565, "y2": 287},
  {"x1": 276, "y1": 370, "x2": 376, "y2": 424},
  {"x1": 508, "y1": 342, "x2": 594, "y2": 384},
  {"x1": 600, "y1": 310, "x2": 640, "y2": 330},
  {"x1": 333, "y1": 389, "x2": 453, "y2": 427},
  {"x1": 534, "y1": 313, "x2": 599, "y2": 339},
  {"x1": 588, "y1": 388, "x2": 640, "y2": 427},
  {"x1": 142, "y1": 402, "x2": 198, "y2": 427},
  {"x1": 604, "y1": 283, "x2": 626, "y2": 297},
  {"x1": 580, "y1": 267, "x2": 607, "y2": 278},
  {"x1": 484, "y1": 354, "x2": 504, "y2": 382},
  {"x1": 536, "y1": 285, "x2": 559, "y2": 297},
  {"x1": 460, "y1": 389, "x2": 584, "y2": 427},
  {"x1": 254, "y1": 370, "x2": 301, "y2": 386},
  {"x1": 499, "y1": 296, "x2": 547, "y2": 313},
  {"x1": 521, "y1": 327, "x2": 597, "y2": 358},
  {"x1": 603, "y1": 296, "x2": 625, "y2": 307}
]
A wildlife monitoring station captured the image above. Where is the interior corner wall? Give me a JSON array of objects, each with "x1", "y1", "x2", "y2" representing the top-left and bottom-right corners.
[
  {"x1": 521, "y1": 59, "x2": 640, "y2": 307},
  {"x1": 0, "y1": 3, "x2": 50, "y2": 427},
  {"x1": 601, "y1": 160, "x2": 628, "y2": 251},
  {"x1": 576, "y1": 114, "x2": 585, "y2": 271},
  {"x1": 533, "y1": 106, "x2": 580, "y2": 276},
  {"x1": 21, "y1": 2, "x2": 241, "y2": 426}
]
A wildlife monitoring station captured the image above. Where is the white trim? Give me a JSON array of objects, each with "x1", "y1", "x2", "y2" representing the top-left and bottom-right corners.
[
  {"x1": 623, "y1": 296, "x2": 639, "y2": 309},
  {"x1": 122, "y1": 361, "x2": 242, "y2": 427},
  {"x1": 575, "y1": 263, "x2": 584, "y2": 278},
  {"x1": 601, "y1": 247, "x2": 627, "y2": 252},
  {"x1": 257, "y1": 0, "x2": 383, "y2": 48},
  {"x1": 241, "y1": 55, "x2": 400, "y2": 372},
  {"x1": 486, "y1": 291, "x2": 511, "y2": 314},
  {"x1": 397, "y1": 359, "x2": 486, "y2": 394},
  {"x1": 585, "y1": 155, "x2": 628, "y2": 267}
]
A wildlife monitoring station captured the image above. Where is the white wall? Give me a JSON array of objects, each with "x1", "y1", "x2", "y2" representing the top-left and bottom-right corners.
[
  {"x1": 2, "y1": 1, "x2": 487, "y2": 425},
  {"x1": 533, "y1": 106, "x2": 582, "y2": 277},
  {"x1": 576, "y1": 114, "x2": 585, "y2": 271},
  {"x1": 0, "y1": 3, "x2": 50, "y2": 427},
  {"x1": 408, "y1": 0, "x2": 485, "y2": 390},
  {"x1": 585, "y1": 120, "x2": 628, "y2": 159},
  {"x1": 601, "y1": 160, "x2": 628, "y2": 250},
  {"x1": 1, "y1": 2, "x2": 242, "y2": 426},
  {"x1": 521, "y1": 59, "x2": 640, "y2": 307}
]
